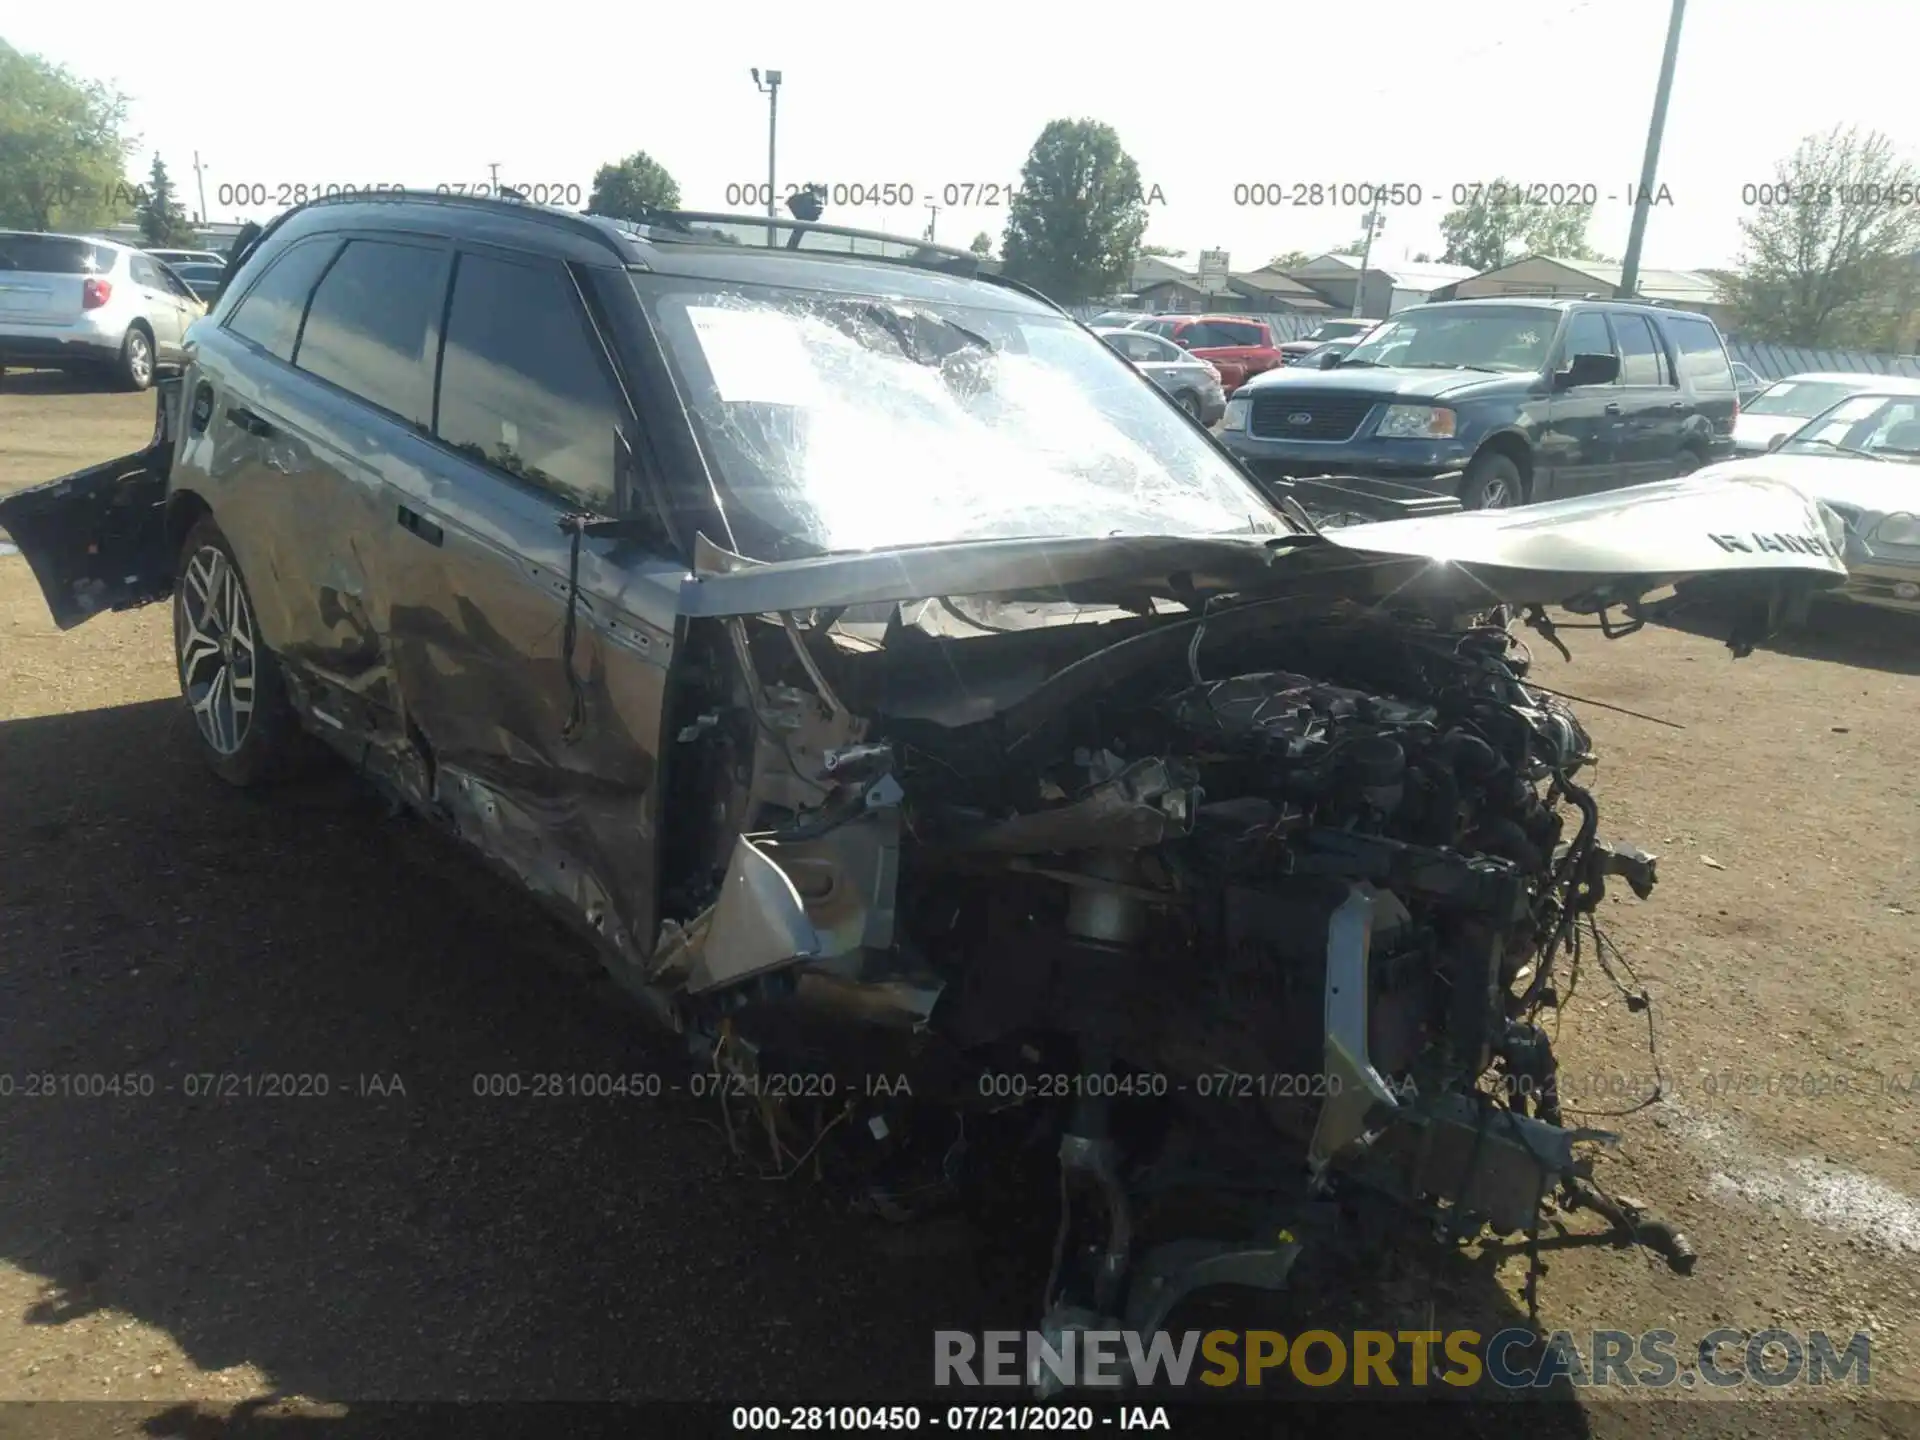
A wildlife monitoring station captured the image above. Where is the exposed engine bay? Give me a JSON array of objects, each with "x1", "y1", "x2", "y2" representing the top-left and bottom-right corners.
[{"x1": 647, "y1": 588, "x2": 1697, "y2": 1370}]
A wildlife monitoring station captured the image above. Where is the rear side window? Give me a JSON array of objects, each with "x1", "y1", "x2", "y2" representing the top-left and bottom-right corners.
[
  {"x1": 293, "y1": 239, "x2": 447, "y2": 426},
  {"x1": 225, "y1": 239, "x2": 340, "y2": 362},
  {"x1": 434, "y1": 252, "x2": 623, "y2": 509},
  {"x1": 1662, "y1": 315, "x2": 1735, "y2": 392},
  {"x1": 1610, "y1": 313, "x2": 1673, "y2": 386},
  {"x1": 1185, "y1": 321, "x2": 1262, "y2": 347},
  {"x1": 0, "y1": 234, "x2": 115, "y2": 274}
]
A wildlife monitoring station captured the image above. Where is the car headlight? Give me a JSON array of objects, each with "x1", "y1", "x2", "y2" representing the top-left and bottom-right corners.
[
  {"x1": 1375, "y1": 404, "x2": 1457, "y2": 439},
  {"x1": 1221, "y1": 396, "x2": 1250, "y2": 432},
  {"x1": 1869, "y1": 512, "x2": 1920, "y2": 547}
]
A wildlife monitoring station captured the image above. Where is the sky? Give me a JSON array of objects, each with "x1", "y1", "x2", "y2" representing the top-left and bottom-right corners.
[{"x1": 9, "y1": 0, "x2": 1916, "y2": 274}]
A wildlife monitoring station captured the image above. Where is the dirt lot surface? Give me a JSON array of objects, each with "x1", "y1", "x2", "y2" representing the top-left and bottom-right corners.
[{"x1": 3, "y1": 377, "x2": 1919, "y2": 1436}]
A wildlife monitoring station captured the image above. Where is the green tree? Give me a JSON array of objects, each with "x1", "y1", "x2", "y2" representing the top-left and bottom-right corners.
[
  {"x1": 1722, "y1": 126, "x2": 1920, "y2": 348},
  {"x1": 968, "y1": 230, "x2": 994, "y2": 259},
  {"x1": 1140, "y1": 243, "x2": 1185, "y2": 258},
  {"x1": 137, "y1": 155, "x2": 194, "y2": 245},
  {"x1": 587, "y1": 150, "x2": 681, "y2": 219},
  {"x1": 1264, "y1": 249, "x2": 1311, "y2": 270},
  {"x1": 0, "y1": 41, "x2": 132, "y2": 230},
  {"x1": 999, "y1": 119, "x2": 1149, "y2": 305},
  {"x1": 1437, "y1": 177, "x2": 1600, "y2": 271}
]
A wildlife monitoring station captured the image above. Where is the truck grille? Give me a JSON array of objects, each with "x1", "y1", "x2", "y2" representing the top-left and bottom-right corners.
[{"x1": 1248, "y1": 392, "x2": 1376, "y2": 441}]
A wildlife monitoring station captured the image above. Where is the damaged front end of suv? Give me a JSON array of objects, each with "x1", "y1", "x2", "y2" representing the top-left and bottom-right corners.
[
  {"x1": 0, "y1": 246, "x2": 1851, "y2": 1387},
  {"x1": 640, "y1": 484, "x2": 1844, "y2": 1370}
]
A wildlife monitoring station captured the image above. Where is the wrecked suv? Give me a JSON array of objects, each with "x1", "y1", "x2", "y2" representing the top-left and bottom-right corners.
[{"x1": 0, "y1": 194, "x2": 1851, "y2": 1377}]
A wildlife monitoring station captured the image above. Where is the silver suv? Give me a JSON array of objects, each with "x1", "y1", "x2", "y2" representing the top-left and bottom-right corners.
[{"x1": 0, "y1": 231, "x2": 205, "y2": 389}]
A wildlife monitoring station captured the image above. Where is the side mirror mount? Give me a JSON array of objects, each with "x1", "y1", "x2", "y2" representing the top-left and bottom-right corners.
[
  {"x1": 1766, "y1": 430, "x2": 1790, "y2": 453},
  {"x1": 1317, "y1": 349, "x2": 1343, "y2": 370},
  {"x1": 1555, "y1": 351, "x2": 1620, "y2": 390},
  {"x1": 1174, "y1": 336, "x2": 1192, "y2": 350}
]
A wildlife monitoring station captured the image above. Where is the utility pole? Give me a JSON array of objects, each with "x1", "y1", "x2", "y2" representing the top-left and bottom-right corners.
[
  {"x1": 924, "y1": 203, "x2": 941, "y2": 242},
  {"x1": 488, "y1": 161, "x2": 501, "y2": 194},
  {"x1": 1352, "y1": 207, "x2": 1386, "y2": 317},
  {"x1": 191, "y1": 151, "x2": 209, "y2": 226},
  {"x1": 752, "y1": 68, "x2": 783, "y2": 228},
  {"x1": 1619, "y1": 0, "x2": 1687, "y2": 297}
]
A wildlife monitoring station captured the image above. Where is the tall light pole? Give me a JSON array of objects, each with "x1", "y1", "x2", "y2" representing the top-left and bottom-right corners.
[
  {"x1": 752, "y1": 68, "x2": 782, "y2": 221},
  {"x1": 191, "y1": 151, "x2": 209, "y2": 225},
  {"x1": 1619, "y1": 0, "x2": 1687, "y2": 297},
  {"x1": 924, "y1": 202, "x2": 941, "y2": 241},
  {"x1": 1352, "y1": 206, "x2": 1386, "y2": 317}
]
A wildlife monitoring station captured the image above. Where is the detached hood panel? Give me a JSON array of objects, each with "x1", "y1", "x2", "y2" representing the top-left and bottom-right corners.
[{"x1": 677, "y1": 473, "x2": 1845, "y2": 619}]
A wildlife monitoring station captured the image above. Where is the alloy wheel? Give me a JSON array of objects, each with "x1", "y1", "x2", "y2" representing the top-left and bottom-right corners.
[
  {"x1": 1478, "y1": 473, "x2": 1516, "y2": 508},
  {"x1": 126, "y1": 331, "x2": 152, "y2": 387},
  {"x1": 176, "y1": 544, "x2": 257, "y2": 755}
]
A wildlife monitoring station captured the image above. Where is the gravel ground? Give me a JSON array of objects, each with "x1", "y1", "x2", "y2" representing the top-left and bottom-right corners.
[{"x1": 3, "y1": 374, "x2": 1919, "y2": 1436}]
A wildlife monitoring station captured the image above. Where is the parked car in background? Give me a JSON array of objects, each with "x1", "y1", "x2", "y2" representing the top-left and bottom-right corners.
[
  {"x1": 1217, "y1": 297, "x2": 1740, "y2": 508},
  {"x1": 0, "y1": 231, "x2": 205, "y2": 389},
  {"x1": 1698, "y1": 380, "x2": 1920, "y2": 611},
  {"x1": 169, "y1": 261, "x2": 228, "y2": 305},
  {"x1": 1094, "y1": 325, "x2": 1227, "y2": 423},
  {"x1": 1732, "y1": 371, "x2": 1890, "y2": 454},
  {"x1": 146, "y1": 248, "x2": 228, "y2": 268},
  {"x1": 1729, "y1": 359, "x2": 1766, "y2": 408},
  {"x1": 1136, "y1": 314, "x2": 1287, "y2": 392},
  {"x1": 1292, "y1": 336, "x2": 1365, "y2": 369},
  {"x1": 1087, "y1": 310, "x2": 1146, "y2": 328},
  {"x1": 1278, "y1": 316, "x2": 1378, "y2": 364}
]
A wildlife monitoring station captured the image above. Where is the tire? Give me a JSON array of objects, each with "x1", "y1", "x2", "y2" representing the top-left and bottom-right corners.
[
  {"x1": 1672, "y1": 448, "x2": 1706, "y2": 477},
  {"x1": 1176, "y1": 390, "x2": 1202, "y2": 419},
  {"x1": 1459, "y1": 450, "x2": 1525, "y2": 510},
  {"x1": 173, "y1": 515, "x2": 301, "y2": 786},
  {"x1": 116, "y1": 325, "x2": 154, "y2": 391}
]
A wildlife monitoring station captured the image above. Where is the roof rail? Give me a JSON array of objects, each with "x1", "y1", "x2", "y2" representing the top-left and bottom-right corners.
[
  {"x1": 292, "y1": 187, "x2": 640, "y2": 261},
  {"x1": 615, "y1": 209, "x2": 982, "y2": 278}
]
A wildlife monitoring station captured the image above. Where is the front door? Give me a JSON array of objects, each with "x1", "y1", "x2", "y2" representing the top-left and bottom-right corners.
[
  {"x1": 1537, "y1": 309, "x2": 1624, "y2": 500},
  {"x1": 378, "y1": 245, "x2": 679, "y2": 965}
]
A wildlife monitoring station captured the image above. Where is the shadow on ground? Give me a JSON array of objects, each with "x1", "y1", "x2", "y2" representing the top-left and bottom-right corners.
[
  {"x1": 0, "y1": 364, "x2": 165, "y2": 397},
  {"x1": 0, "y1": 698, "x2": 1583, "y2": 1422},
  {"x1": 1654, "y1": 595, "x2": 1920, "y2": 676}
]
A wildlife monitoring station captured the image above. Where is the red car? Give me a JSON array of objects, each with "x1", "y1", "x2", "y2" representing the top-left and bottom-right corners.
[{"x1": 1137, "y1": 314, "x2": 1287, "y2": 393}]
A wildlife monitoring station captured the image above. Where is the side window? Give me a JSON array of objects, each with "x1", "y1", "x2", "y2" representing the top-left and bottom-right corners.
[
  {"x1": 292, "y1": 239, "x2": 446, "y2": 426},
  {"x1": 1142, "y1": 335, "x2": 1182, "y2": 362},
  {"x1": 1665, "y1": 316, "x2": 1736, "y2": 392},
  {"x1": 130, "y1": 255, "x2": 161, "y2": 288},
  {"x1": 435, "y1": 251, "x2": 623, "y2": 510},
  {"x1": 1561, "y1": 311, "x2": 1616, "y2": 375},
  {"x1": 225, "y1": 239, "x2": 341, "y2": 362},
  {"x1": 1610, "y1": 313, "x2": 1670, "y2": 386}
]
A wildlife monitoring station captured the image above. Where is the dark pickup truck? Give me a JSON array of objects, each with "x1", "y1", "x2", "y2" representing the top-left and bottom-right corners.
[{"x1": 1217, "y1": 297, "x2": 1740, "y2": 509}]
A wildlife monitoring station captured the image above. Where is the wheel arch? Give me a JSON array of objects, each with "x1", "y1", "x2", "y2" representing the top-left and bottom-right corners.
[
  {"x1": 1472, "y1": 430, "x2": 1534, "y2": 496},
  {"x1": 165, "y1": 488, "x2": 212, "y2": 560}
]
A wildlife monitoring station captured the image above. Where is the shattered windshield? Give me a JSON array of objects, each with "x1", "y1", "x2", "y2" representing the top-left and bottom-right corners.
[
  {"x1": 1343, "y1": 305, "x2": 1558, "y2": 373},
  {"x1": 637, "y1": 277, "x2": 1291, "y2": 556}
]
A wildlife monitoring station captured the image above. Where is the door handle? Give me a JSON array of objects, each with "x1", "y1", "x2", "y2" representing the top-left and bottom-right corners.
[
  {"x1": 396, "y1": 504, "x2": 444, "y2": 547},
  {"x1": 1603, "y1": 403, "x2": 1622, "y2": 415},
  {"x1": 226, "y1": 405, "x2": 275, "y2": 437},
  {"x1": 1666, "y1": 400, "x2": 1686, "y2": 410}
]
